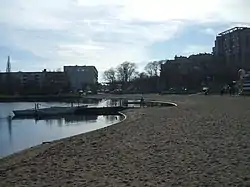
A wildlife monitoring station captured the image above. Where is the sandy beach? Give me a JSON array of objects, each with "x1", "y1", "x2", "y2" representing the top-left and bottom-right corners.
[{"x1": 1, "y1": 95, "x2": 250, "y2": 186}]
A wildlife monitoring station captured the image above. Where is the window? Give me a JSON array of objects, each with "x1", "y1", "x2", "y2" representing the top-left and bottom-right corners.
[{"x1": 246, "y1": 35, "x2": 250, "y2": 47}]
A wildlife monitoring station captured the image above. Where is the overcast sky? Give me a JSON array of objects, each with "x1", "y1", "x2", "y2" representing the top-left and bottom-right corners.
[{"x1": 0, "y1": 0, "x2": 250, "y2": 73}]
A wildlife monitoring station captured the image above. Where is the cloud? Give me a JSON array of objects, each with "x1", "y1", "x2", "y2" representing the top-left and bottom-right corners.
[
  {"x1": 0, "y1": 0, "x2": 250, "y2": 73},
  {"x1": 203, "y1": 28, "x2": 217, "y2": 36}
]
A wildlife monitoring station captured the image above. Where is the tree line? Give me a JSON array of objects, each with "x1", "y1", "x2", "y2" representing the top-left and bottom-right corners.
[
  {"x1": 103, "y1": 61, "x2": 162, "y2": 93},
  {"x1": 103, "y1": 53, "x2": 241, "y2": 94}
]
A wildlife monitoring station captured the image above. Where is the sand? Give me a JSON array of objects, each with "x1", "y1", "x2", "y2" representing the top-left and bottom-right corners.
[{"x1": 1, "y1": 95, "x2": 250, "y2": 186}]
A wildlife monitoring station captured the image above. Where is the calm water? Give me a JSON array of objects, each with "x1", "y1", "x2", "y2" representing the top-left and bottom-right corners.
[{"x1": 0, "y1": 101, "x2": 123, "y2": 158}]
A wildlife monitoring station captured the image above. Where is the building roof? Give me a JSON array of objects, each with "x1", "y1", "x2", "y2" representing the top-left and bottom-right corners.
[
  {"x1": 218, "y1": 27, "x2": 250, "y2": 36},
  {"x1": 64, "y1": 65, "x2": 98, "y2": 73}
]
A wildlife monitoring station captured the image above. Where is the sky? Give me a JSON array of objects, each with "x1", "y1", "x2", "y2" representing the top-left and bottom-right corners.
[{"x1": 0, "y1": 0, "x2": 250, "y2": 75}]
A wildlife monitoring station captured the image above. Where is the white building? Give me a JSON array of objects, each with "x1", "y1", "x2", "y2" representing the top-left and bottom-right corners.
[{"x1": 64, "y1": 66, "x2": 98, "y2": 91}]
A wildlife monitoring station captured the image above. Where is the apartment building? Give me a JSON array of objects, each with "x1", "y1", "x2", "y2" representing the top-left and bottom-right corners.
[
  {"x1": 0, "y1": 72, "x2": 44, "y2": 87},
  {"x1": 0, "y1": 70, "x2": 69, "y2": 94},
  {"x1": 64, "y1": 65, "x2": 98, "y2": 91},
  {"x1": 0, "y1": 65, "x2": 98, "y2": 93},
  {"x1": 160, "y1": 54, "x2": 214, "y2": 90},
  {"x1": 213, "y1": 27, "x2": 250, "y2": 69}
]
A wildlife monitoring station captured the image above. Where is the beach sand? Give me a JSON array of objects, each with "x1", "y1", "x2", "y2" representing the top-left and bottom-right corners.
[{"x1": 1, "y1": 95, "x2": 250, "y2": 186}]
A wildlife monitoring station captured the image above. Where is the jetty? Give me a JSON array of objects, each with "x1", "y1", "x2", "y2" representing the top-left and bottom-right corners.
[
  {"x1": 12, "y1": 105, "x2": 126, "y2": 119},
  {"x1": 12, "y1": 105, "x2": 88, "y2": 119},
  {"x1": 12, "y1": 99, "x2": 176, "y2": 119}
]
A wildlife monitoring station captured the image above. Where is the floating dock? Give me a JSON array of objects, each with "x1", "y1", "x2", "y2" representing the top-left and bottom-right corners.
[
  {"x1": 13, "y1": 106, "x2": 127, "y2": 119},
  {"x1": 12, "y1": 100, "x2": 176, "y2": 119},
  {"x1": 12, "y1": 105, "x2": 87, "y2": 119}
]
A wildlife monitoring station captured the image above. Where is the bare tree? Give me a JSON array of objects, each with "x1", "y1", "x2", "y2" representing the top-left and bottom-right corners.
[
  {"x1": 56, "y1": 68, "x2": 62, "y2": 72},
  {"x1": 116, "y1": 62, "x2": 137, "y2": 83},
  {"x1": 103, "y1": 68, "x2": 116, "y2": 83},
  {"x1": 145, "y1": 62, "x2": 154, "y2": 77},
  {"x1": 145, "y1": 61, "x2": 161, "y2": 77}
]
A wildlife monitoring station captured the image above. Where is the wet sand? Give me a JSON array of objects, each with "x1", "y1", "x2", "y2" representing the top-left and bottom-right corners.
[{"x1": 1, "y1": 95, "x2": 250, "y2": 186}]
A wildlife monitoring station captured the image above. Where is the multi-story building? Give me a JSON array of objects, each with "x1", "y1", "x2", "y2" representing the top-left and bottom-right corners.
[
  {"x1": 64, "y1": 65, "x2": 98, "y2": 91},
  {"x1": 0, "y1": 70, "x2": 69, "y2": 94},
  {"x1": 0, "y1": 64, "x2": 98, "y2": 94},
  {"x1": 19, "y1": 72, "x2": 45, "y2": 88},
  {"x1": 213, "y1": 27, "x2": 250, "y2": 69},
  {"x1": 0, "y1": 72, "x2": 43, "y2": 87},
  {"x1": 42, "y1": 70, "x2": 70, "y2": 94},
  {"x1": 160, "y1": 54, "x2": 214, "y2": 90}
]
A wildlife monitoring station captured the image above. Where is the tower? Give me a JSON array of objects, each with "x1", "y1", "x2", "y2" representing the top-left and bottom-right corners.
[
  {"x1": 6, "y1": 56, "x2": 11, "y2": 73},
  {"x1": 5, "y1": 56, "x2": 12, "y2": 94}
]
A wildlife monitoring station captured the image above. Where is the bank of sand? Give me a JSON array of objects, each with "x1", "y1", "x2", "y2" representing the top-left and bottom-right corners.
[{"x1": 1, "y1": 95, "x2": 250, "y2": 186}]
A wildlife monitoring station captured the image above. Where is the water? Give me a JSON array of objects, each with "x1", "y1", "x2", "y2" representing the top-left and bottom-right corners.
[{"x1": 0, "y1": 101, "x2": 123, "y2": 158}]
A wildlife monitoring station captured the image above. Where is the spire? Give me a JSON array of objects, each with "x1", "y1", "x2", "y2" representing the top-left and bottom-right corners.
[{"x1": 6, "y1": 56, "x2": 11, "y2": 73}]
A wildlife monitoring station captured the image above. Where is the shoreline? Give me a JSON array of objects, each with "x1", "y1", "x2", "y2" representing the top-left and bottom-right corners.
[
  {"x1": 0, "y1": 112, "x2": 127, "y2": 160},
  {"x1": 1, "y1": 95, "x2": 250, "y2": 186},
  {"x1": 1, "y1": 99, "x2": 176, "y2": 159}
]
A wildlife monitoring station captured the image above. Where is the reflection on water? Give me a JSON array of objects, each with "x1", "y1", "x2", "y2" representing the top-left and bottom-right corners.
[
  {"x1": 42, "y1": 115, "x2": 99, "y2": 125},
  {"x1": 0, "y1": 101, "x2": 123, "y2": 158},
  {"x1": 7, "y1": 117, "x2": 12, "y2": 138},
  {"x1": 105, "y1": 115, "x2": 120, "y2": 123}
]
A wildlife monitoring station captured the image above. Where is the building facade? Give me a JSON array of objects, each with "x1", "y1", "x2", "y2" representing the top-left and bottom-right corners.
[
  {"x1": 64, "y1": 66, "x2": 98, "y2": 91},
  {"x1": 0, "y1": 65, "x2": 98, "y2": 94},
  {"x1": 213, "y1": 27, "x2": 250, "y2": 69},
  {"x1": 42, "y1": 71, "x2": 70, "y2": 94},
  {"x1": 160, "y1": 54, "x2": 214, "y2": 90},
  {"x1": 0, "y1": 70, "x2": 69, "y2": 94}
]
